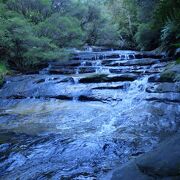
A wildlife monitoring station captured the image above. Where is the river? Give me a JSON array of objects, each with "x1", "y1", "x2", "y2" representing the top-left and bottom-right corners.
[{"x1": 0, "y1": 50, "x2": 179, "y2": 179}]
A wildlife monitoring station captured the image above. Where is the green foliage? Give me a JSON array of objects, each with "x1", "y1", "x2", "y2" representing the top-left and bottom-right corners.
[
  {"x1": 161, "y1": 17, "x2": 180, "y2": 50},
  {"x1": 0, "y1": 8, "x2": 62, "y2": 70},
  {"x1": 135, "y1": 23, "x2": 159, "y2": 50},
  {"x1": 106, "y1": 0, "x2": 138, "y2": 48},
  {"x1": 154, "y1": 0, "x2": 180, "y2": 26},
  {"x1": 106, "y1": 0, "x2": 180, "y2": 51},
  {"x1": 0, "y1": 1, "x2": 78, "y2": 71},
  {"x1": 176, "y1": 58, "x2": 180, "y2": 64},
  {"x1": 6, "y1": 0, "x2": 52, "y2": 24},
  {"x1": 0, "y1": 0, "x2": 180, "y2": 73},
  {"x1": 0, "y1": 62, "x2": 9, "y2": 86},
  {"x1": 37, "y1": 14, "x2": 84, "y2": 48},
  {"x1": 95, "y1": 22, "x2": 119, "y2": 47},
  {"x1": 154, "y1": 0, "x2": 180, "y2": 50}
]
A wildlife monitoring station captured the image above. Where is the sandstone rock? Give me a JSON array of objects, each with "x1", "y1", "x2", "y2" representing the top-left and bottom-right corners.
[{"x1": 111, "y1": 134, "x2": 180, "y2": 180}]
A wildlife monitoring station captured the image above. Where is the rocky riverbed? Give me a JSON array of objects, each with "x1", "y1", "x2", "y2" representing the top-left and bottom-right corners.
[{"x1": 0, "y1": 50, "x2": 179, "y2": 179}]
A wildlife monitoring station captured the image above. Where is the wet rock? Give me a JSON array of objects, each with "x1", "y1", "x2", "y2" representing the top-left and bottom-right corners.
[
  {"x1": 120, "y1": 59, "x2": 160, "y2": 66},
  {"x1": 7, "y1": 95, "x2": 27, "y2": 99},
  {"x1": 146, "y1": 83, "x2": 180, "y2": 93},
  {"x1": 111, "y1": 160, "x2": 153, "y2": 180},
  {"x1": 34, "y1": 79, "x2": 45, "y2": 84},
  {"x1": 78, "y1": 67, "x2": 96, "y2": 74},
  {"x1": 92, "y1": 85, "x2": 125, "y2": 90},
  {"x1": 148, "y1": 75, "x2": 175, "y2": 83},
  {"x1": 0, "y1": 75, "x2": 77, "y2": 99},
  {"x1": 0, "y1": 50, "x2": 179, "y2": 179},
  {"x1": 50, "y1": 60, "x2": 81, "y2": 67},
  {"x1": 44, "y1": 95, "x2": 73, "y2": 100},
  {"x1": 103, "y1": 59, "x2": 169, "y2": 68},
  {"x1": 135, "y1": 54, "x2": 143, "y2": 59},
  {"x1": 0, "y1": 143, "x2": 10, "y2": 153},
  {"x1": 56, "y1": 77, "x2": 74, "y2": 83},
  {"x1": 160, "y1": 63, "x2": 180, "y2": 82},
  {"x1": 107, "y1": 74, "x2": 138, "y2": 82},
  {"x1": 78, "y1": 89, "x2": 123, "y2": 103},
  {"x1": 106, "y1": 54, "x2": 120, "y2": 59},
  {"x1": 175, "y1": 48, "x2": 180, "y2": 59},
  {"x1": 110, "y1": 69, "x2": 161, "y2": 75},
  {"x1": 49, "y1": 68, "x2": 75, "y2": 75},
  {"x1": 111, "y1": 134, "x2": 180, "y2": 180},
  {"x1": 136, "y1": 134, "x2": 180, "y2": 177},
  {"x1": 79, "y1": 74, "x2": 109, "y2": 83},
  {"x1": 78, "y1": 95, "x2": 100, "y2": 102},
  {"x1": 148, "y1": 63, "x2": 180, "y2": 83},
  {"x1": 146, "y1": 97, "x2": 180, "y2": 103},
  {"x1": 135, "y1": 52, "x2": 164, "y2": 59},
  {"x1": 79, "y1": 74, "x2": 137, "y2": 83},
  {"x1": 146, "y1": 92, "x2": 180, "y2": 103},
  {"x1": 101, "y1": 60, "x2": 119, "y2": 66}
]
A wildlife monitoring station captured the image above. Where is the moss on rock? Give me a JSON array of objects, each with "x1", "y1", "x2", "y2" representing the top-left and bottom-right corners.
[{"x1": 160, "y1": 62, "x2": 180, "y2": 82}]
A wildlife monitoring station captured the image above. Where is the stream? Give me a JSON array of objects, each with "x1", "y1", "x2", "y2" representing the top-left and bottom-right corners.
[{"x1": 0, "y1": 50, "x2": 179, "y2": 180}]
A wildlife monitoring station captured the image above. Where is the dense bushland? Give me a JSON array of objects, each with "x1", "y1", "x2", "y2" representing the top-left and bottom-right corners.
[
  {"x1": 107, "y1": 0, "x2": 180, "y2": 51},
  {"x1": 0, "y1": 0, "x2": 179, "y2": 75}
]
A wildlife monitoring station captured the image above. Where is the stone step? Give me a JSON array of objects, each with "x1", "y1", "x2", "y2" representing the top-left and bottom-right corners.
[
  {"x1": 79, "y1": 74, "x2": 138, "y2": 83},
  {"x1": 102, "y1": 58, "x2": 170, "y2": 67},
  {"x1": 73, "y1": 51, "x2": 164, "y2": 61},
  {"x1": 49, "y1": 58, "x2": 170, "y2": 68},
  {"x1": 109, "y1": 69, "x2": 163, "y2": 75},
  {"x1": 148, "y1": 75, "x2": 177, "y2": 83},
  {"x1": 1, "y1": 75, "x2": 132, "y2": 101},
  {"x1": 50, "y1": 60, "x2": 81, "y2": 67},
  {"x1": 146, "y1": 93, "x2": 180, "y2": 103},
  {"x1": 48, "y1": 67, "x2": 96, "y2": 75},
  {"x1": 146, "y1": 83, "x2": 180, "y2": 93},
  {"x1": 48, "y1": 60, "x2": 168, "y2": 75}
]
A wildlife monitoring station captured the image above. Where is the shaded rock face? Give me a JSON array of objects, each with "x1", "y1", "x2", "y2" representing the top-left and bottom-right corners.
[
  {"x1": 148, "y1": 63, "x2": 180, "y2": 83},
  {"x1": 111, "y1": 134, "x2": 180, "y2": 180},
  {"x1": 0, "y1": 50, "x2": 179, "y2": 179}
]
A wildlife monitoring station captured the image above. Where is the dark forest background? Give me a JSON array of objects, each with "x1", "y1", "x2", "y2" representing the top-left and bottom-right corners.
[{"x1": 0, "y1": 0, "x2": 179, "y2": 76}]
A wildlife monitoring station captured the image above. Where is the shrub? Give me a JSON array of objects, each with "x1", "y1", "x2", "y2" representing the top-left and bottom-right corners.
[
  {"x1": 37, "y1": 14, "x2": 85, "y2": 48},
  {"x1": 95, "y1": 22, "x2": 120, "y2": 47},
  {"x1": 161, "y1": 18, "x2": 180, "y2": 52},
  {"x1": 0, "y1": 62, "x2": 9, "y2": 86},
  {"x1": 135, "y1": 23, "x2": 159, "y2": 50}
]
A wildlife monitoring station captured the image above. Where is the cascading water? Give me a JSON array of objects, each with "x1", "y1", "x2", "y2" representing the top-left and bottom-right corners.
[{"x1": 0, "y1": 50, "x2": 179, "y2": 180}]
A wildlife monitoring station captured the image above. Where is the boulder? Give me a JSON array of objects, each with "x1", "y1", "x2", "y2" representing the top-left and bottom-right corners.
[
  {"x1": 136, "y1": 134, "x2": 180, "y2": 177},
  {"x1": 111, "y1": 134, "x2": 180, "y2": 180}
]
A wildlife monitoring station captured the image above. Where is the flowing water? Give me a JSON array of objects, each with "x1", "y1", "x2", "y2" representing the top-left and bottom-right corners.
[{"x1": 0, "y1": 50, "x2": 179, "y2": 180}]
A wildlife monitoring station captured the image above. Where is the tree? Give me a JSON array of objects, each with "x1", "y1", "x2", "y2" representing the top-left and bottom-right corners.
[
  {"x1": 7, "y1": 0, "x2": 52, "y2": 24},
  {"x1": 37, "y1": 14, "x2": 84, "y2": 48}
]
